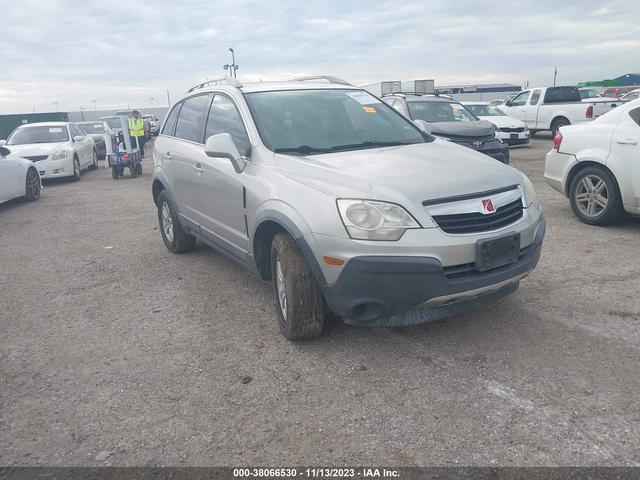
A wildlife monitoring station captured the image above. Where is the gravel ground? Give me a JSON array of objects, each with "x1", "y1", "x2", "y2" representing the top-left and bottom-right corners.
[{"x1": 1, "y1": 136, "x2": 639, "y2": 467}]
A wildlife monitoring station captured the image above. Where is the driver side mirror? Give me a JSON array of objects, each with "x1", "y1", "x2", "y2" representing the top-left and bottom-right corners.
[
  {"x1": 413, "y1": 119, "x2": 432, "y2": 134},
  {"x1": 504, "y1": 100, "x2": 512, "y2": 107},
  {"x1": 0, "y1": 146, "x2": 10, "y2": 157},
  {"x1": 205, "y1": 133, "x2": 246, "y2": 173}
]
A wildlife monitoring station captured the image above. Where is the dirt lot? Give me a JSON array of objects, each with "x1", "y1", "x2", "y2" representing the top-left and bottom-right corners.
[{"x1": 1, "y1": 136, "x2": 639, "y2": 467}]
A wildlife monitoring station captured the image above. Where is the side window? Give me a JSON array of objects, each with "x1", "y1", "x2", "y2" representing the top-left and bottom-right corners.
[
  {"x1": 205, "y1": 94, "x2": 251, "y2": 155},
  {"x1": 71, "y1": 125, "x2": 82, "y2": 137},
  {"x1": 510, "y1": 91, "x2": 530, "y2": 107},
  {"x1": 162, "y1": 102, "x2": 182, "y2": 136},
  {"x1": 384, "y1": 98, "x2": 396, "y2": 107},
  {"x1": 530, "y1": 90, "x2": 542, "y2": 105},
  {"x1": 629, "y1": 107, "x2": 640, "y2": 127},
  {"x1": 394, "y1": 100, "x2": 408, "y2": 116},
  {"x1": 174, "y1": 94, "x2": 210, "y2": 142}
]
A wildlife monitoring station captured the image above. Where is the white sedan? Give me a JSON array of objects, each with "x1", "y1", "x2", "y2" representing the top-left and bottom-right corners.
[
  {"x1": 0, "y1": 122, "x2": 97, "y2": 181},
  {"x1": 464, "y1": 102, "x2": 531, "y2": 147},
  {"x1": 0, "y1": 145, "x2": 41, "y2": 204},
  {"x1": 545, "y1": 99, "x2": 640, "y2": 225}
]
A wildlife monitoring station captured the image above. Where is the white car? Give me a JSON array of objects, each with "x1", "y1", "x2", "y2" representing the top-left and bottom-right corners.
[
  {"x1": 544, "y1": 99, "x2": 640, "y2": 225},
  {"x1": 464, "y1": 102, "x2": 531, "y2": 147},
  {"x1": 0, "y1": 122, "x2": 97, "y2": 181},
  {"x1": 0, "y1": 145, "x2": 41, "y2": 204},
  {"x1": 620, "y1": 89, "x2": 640, "y2": 103}
]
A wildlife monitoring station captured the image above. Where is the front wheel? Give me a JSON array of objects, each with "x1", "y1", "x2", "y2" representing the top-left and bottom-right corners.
[
  {"x1": 111, "y1": 167, "x2": 119, "y2": 179},
  {"x1": 24, "y1": 168, "x2": 41, "y2": 201},
  {"x1": 569, "y1": 166, "x2": 624, "y2": 225},
  {"x1": 271, "y1": 233, "x2": 325, "y2": 340},
  {"x1": 72, "y1": 156, "x2": 81, "y2": 181},
  {"x1": 90, "y1": 149, "x2": 98, "y2": 170},
  {"x1": 157, "y1": 191, "x2": 196, "y2": 253}
]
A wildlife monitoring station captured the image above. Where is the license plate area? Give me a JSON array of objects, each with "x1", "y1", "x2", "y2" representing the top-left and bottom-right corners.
[
  {"x1": 510, "y1": 133, "x2": 518, "y2": 141},
  {"x1": 475, "y1": 233, "x2": 520, "y2": 272}
]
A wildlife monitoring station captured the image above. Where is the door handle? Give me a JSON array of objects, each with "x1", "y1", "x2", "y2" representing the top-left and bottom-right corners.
[
  {"x1": 165, "y1": 151, "x2": 171, "y2": 158},
  {"x1": 193, "y1": 163, "x2": 203, "y2": 175},
  {"x1": 616, "y1": 139, "x2": 638, "y2": 145}
]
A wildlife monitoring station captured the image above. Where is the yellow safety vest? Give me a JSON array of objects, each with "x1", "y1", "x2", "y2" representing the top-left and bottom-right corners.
[{"x1": 128, "y1": 117, "x2": 144, "y2": 137}]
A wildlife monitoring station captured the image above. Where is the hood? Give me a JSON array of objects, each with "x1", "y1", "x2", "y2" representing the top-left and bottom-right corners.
[
  {"x1": 478, "y1": 115, "x2": 526, "y2": 129},
  {"x1": 5, "y1": 142, "x2": 68, "y2": 157},
  {"x1": 428, "y1": 120, "x2": 495, "y2": 138},
  {"x1": 274, "y1": 141, "x2": 522, "y2": 209},
  {"x1": 88, "y1": 133, "x2": 104, "y2": 141}
]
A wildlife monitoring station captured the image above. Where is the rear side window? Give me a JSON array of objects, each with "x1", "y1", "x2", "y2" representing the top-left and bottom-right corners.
[
  {"x1": 174, "y1": 94, "x2": 210, "y2": 142},
  {"x1": 205, "y1": 95, "x2": 251, "y2": 155},
  {"x1": 530, "y1": 90, "x2": 541, "y2": 105},
  {"x1": 629, "y1": 107, "x2": 640, "y2": 127},
  {"x1": 543, "y1": 87, "x2": 581, "y2": 104},
  {"x1": 162, "y1": 103, "x2": 182, "y2": 136}
]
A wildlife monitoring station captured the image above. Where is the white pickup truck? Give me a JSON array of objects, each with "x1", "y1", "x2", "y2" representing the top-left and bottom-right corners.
[{"x1": 500, "y1": 86, "x2": 618, "y2": 136}]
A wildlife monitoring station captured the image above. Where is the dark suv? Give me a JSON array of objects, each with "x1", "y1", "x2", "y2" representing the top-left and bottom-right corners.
[{"x1": 382, "y1": 93, "x2": 510, "y2": 164}]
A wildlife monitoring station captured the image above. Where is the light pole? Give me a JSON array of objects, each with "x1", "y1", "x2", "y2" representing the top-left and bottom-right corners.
[
  {"x1": 223, "y1": 48, "x2": 239, "y2": 78},
  {"x1": 553, "y1": 66, "x2": 558, "y2": 87},
  {"x1": 80, "y1": 106, "x2": 85, "y2": 121},
  {"x1": 149, "y1": 96, "x2": 154, "y2": 108},
  {"x1": 91, "y1": 99, "x2": 97, "y2": 111},
  {"x1": 53, "y1": 101, "x2": 60, "y2": 112}
]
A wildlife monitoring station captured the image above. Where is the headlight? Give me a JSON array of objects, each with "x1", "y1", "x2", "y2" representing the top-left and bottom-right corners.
[
  {"x1": 521, "y1": 174, "x2": 538, "y2": 207},
  {"x1": 49, "y1": 149, "x2": 67, "y2": 161},
  {"x1": 337, "y1": 199, "x2": 420, "y2": 241}
]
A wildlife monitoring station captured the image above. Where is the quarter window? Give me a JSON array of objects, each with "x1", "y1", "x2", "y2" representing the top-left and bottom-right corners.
[
  {"x1": 174, "y1": 94, "x2": 210, "y2": 142},
  {"x1": 629, "y1": 107, "x2": 640, "y2": 127},
  {"x1": 162, "y1": 103, "x2": 182, "y2": 136},
  {"x1": 205, "y1": 95, "x2": 251, "y2": 155},
  {"x1": 530, "y1": 90, "x2": 542, "y2": 105}
]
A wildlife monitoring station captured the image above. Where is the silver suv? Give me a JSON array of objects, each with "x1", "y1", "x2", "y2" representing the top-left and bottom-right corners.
[{"x1": 152, "y1": 76, "x2": 545, "y2": 340}]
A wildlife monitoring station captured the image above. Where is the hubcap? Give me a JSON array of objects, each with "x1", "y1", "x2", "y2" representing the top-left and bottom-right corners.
[
  {"x1": 93, "y1": 151, "x2": 97, "y2": 166},
  {"x1": 161, "y1": 202, "x2": 174, "y2": 242},
  {"x1": 575, "y1": 174, "x2": 608, "y2": 218},
  {"x1": 74, "y1": 159, "x2": 79, "y2": 177},
  {"x1": 276, "y1": 258, "x2": 287, "y2": 319}
]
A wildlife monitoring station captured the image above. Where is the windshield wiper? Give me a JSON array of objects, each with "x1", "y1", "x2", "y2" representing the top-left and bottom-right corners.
[
  {"x1": 274, "y1": 145, "x2": 332, "y2": 155},
  {"x1": 327, "y1": 140, "x2": 420, "y2": 151}
]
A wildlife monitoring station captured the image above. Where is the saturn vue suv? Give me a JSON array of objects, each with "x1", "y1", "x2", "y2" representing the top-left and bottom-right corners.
[
  {"x1": 152, "y1": 76, "x2": 545, "y2": 340},
  {"x1": 382, "y1": 93, "x2": 510, "y2": 164}
]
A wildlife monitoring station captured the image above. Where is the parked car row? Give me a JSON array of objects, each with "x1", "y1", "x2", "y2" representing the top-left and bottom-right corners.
[{"x1": 152, "y1": 76, "x2": 545, "y2": 340}]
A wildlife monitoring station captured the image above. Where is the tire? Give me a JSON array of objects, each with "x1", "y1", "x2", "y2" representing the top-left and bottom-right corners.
[
  {"x1": 270, "y1": 233, "x2": 325, "y2": 340},
  {"x1": 72, "y1": 156, "x2": 81, "y2": 182},
  {"x1": 24, "y1": 168, "x2": 41, "y2": 201},
  {"x1": 569, "y1": 166, "x2": 624, "y2": 225},
  {"x1": 130, "y1": 165, "x2": 138, "y2": 178},
  {"x1": 157, "y1": 190, "x2": 196, "y2": 253},
  {"x1": 89, "y1": 149, "x2": 98, "y2": 170},
  {"x1": 136, "y1": 163, "x2": 142, "y2": 175},
  {"x1": 551, "y1": 118, "x2": 570, "y2": 137},
  {"x1": 111, "y1": 167, "x2": 119, "y2": 180}
]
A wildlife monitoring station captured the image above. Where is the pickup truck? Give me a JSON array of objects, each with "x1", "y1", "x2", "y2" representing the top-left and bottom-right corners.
[{"x1": 500, "y1": 86, "x2": 618, "y2": 136}]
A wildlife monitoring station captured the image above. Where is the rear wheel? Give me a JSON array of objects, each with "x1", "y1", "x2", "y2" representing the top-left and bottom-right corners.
[
  {"x1": 111, "y1": 167, "x2": 119, "y2": 179},
  {"x1": 569, "y1": 166, "x2": 624, "y2": 225},
  {"x1": 157, "y1": 190, "x2": 196, "y2": 253},
  {"x1": 271, "y1": 233, "x2": 325, "y2": 340},
  {"x1": 551, "y1": 118, "x2": 570, "y2": 137},
  {"x1": 130, "y1": 165, "x2": 138, "y2": 178},
  {"x1": 89, "y1": 149, "x2": 98, "y2": 170},
  {"x1": 24, "y1": 168, "x2": 41, "y2": 201}
]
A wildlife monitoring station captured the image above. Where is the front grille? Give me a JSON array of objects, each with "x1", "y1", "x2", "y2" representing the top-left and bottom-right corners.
[
  {"x1": 25, "y1": 155, "x2": 48, "y2": 162},
  {"x1": 446, "y1": 134, "x2": 495, "y2": 143},
  {"x1": 443, "y1": 244, "x2": 533, "y2": 279},
  {"x1": 432, "y1": 198, "x2": 524, "y2": 234},
  {"x1": 499, "y1": 127, "x2": 525, "y2": 133}
]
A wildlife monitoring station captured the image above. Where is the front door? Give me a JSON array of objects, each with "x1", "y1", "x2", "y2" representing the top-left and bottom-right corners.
[{"x1": 196, "y1": 93, "x2": 251, "y2": 260}]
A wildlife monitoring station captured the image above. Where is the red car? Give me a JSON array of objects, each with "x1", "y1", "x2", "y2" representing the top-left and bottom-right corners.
[{"x1": 602, "y1": 86, "x2": 638, "y2": 98}]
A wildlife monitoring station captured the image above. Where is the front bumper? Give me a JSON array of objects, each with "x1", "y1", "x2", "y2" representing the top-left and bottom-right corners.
[
  {"x1": 319, "y1": 215, "x2": 545, "y2": 326},
  {"x1": 496, "y1": 130, "x2": 531, "y2": 147},
  {"x1": 35, "y1": 157, "x2": 74, "y2": 179}
]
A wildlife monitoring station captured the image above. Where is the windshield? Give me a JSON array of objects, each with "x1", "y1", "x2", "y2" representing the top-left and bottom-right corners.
[
  {"x1": 7, "y1": 125, "x2": 69, "y2": 145},
  {"x1": 465, "y1": 104, "x2": 506, "y2": 117},
  {"x1": 408, "y1": 101, "x2": 477, "y2": 123},
  {"x1": 244, "y1": 89, "x2": 426, "y2": 154},
  {"x1": 78, "y1": 123, "x2": 105, "y2": 133}
]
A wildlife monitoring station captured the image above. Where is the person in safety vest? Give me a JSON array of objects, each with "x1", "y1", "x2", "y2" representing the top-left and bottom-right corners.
[{"x1": 128, "y1": 110, "x2": 146, "y2": 157}]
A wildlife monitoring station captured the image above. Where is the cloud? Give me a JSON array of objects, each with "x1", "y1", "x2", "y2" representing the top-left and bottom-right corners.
[{"x1": 1, "y1": 0, "x2": 639, "y2": 113}]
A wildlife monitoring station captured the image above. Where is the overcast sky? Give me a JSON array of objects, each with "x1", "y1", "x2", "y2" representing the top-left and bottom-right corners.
[{"x1": 1, "y1": 0, "x2": 638, "y2": 114}]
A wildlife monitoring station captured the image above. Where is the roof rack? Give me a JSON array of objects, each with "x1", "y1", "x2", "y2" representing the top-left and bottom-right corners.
[
  {"x1": 292, "y1": 75, "x2": 352, "y2": 86},
  {"x1": 188, "y1": 76, "x2": 242, "y2": 93}
]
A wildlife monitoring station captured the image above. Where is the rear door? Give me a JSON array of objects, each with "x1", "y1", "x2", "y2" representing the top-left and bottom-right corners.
[
  {"x1": 610, "y1": 106, "x2": 640, "y2": 201},
  {"x1": 166, "y1": 93, "x2": 211, "y2": 231},
  {"x1": 196, "y1": 93, "x2": 252, "y2": 259}
]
